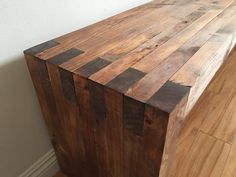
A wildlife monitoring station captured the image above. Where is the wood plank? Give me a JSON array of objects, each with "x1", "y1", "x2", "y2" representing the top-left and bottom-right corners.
[
  {"x1": 42, "y1": 0, "x2": 205, "y2": 62},
  {"x1": 221, "y1": 137, "x2": 236, "y2": 177},
  {"x1": 24, "y1": 1, "x2": 236, "y2": 177},
  {"x1": 123, "y1": 129, "x2": 143, "y2": 177},
  {"x1": 206, "y1": 94, "x2": 236, "y2": 144},
  {"x1": 104, "y1": 88, "x2": 123, "y2": 177},
  {"x1": 55, "y1": 0, "x2": 177, "y2": 45},
  {"x1": 143, "y1": 105, "x2": 169, "y2": 177},
  {"x1": 60, "y1": 2, "x2": 204, "y2": 71},
  {"x1": 124, "y1": 7, "x2": 235, "y2": 102},
  {"x1": 167, "y1": 92, "x2": 212, "y2": 177},
  {"x1": 174, "y1": 132, "x2": 230, "y2": 177},
  {"x1": 46, "y1": 63, "x2": 87, "y2": 177},
  {"x1": 171, "y1": 12, "x2": 236, "y2": 87},
  {"x1": 131, "y1": 9, "x2": 225, "y2": 73},
  {"x1": 73, "y1": 75, "x2": 100, "y2": 177},
  {"x1": 24, "y1": 40, "x2": 59, "y2": 55},
  {"x1": 123, "y1": 96, "x2": 145, "y2": 136},
  {"x1": 168, "y1": 45, "x2": 236, "y2": 177},
  {"x1": 159, "y1": 90, "x2": 190, "y2": 177},
  {"x1": 199, "y1": 49, "x2": 236, "y2": 143},
  {"x1": 90, "y1": 6, "x2": 207, "y2": 84},
  {"x1": 38, "y1": 3, "x2": 179, "y2": 60},
  {"x1": 24, "y1": 55, "x2": 70, "y2": 174},
  {"x1": 127, "y1": 8, "x2": 236, "y2": 104},
  {"x1": 171, "y1": 21, "x2": 236, "y2": 113}
]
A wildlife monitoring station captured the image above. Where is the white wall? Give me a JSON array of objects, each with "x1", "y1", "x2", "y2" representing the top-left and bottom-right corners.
[{"x1": 0, "y1": 0, "x2": 150, "y2": 176}]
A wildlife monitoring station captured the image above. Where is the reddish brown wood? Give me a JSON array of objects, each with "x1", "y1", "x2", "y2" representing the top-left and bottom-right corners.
[{"x1": 24, "y1": 0, "x2": 236, "y2": 177}]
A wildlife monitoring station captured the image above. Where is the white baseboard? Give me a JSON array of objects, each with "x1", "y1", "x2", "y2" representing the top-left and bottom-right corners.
[{"x1": 19, "y1": 149, "x2": 59, "y2": 177}]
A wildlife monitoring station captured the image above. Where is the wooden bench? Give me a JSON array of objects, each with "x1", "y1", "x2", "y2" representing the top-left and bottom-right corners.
[{"x1": 24, "y1": 0, "x2": 236, "y2": 176}]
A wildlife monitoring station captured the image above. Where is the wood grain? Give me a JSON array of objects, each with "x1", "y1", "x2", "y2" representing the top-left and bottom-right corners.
[
  {"x1": 54, "y1": 44, "x2": 236, "y2": 177},
  {"x1": 24, "y1": 0, "x2": 236, "y2": 176},
  {"x1": 168, "y1": 46, "x2": 236, "y2": 177}
]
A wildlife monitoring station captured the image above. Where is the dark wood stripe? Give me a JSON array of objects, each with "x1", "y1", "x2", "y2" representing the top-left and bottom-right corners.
[
  {"x1": 123, "y1": 96, "x2": 145, "y2": 136},
  {"x1": 73, "y1": 75, "x2": 100, "y2": 176},
  {"x1": 33, "y1": 57, "x2": 51, "y2": 90},
  {"x1": 59, "y1": 68, "x2": 77, "y2": 104},
  {"x1": 217, "y1": 24, "x2": 235, "y2": 34},
  {"x1": 24, "y1": 40, "x2": 59, "y2": 55},
  {"x1": 143, "y1": 105, "x2": 169, "y2": 176},
  {"x1": 76, "y1": 57, "x2": 111, "y2": 77},
  {"x1": 47, "y1": 48, "x2": 84, "y2": 65},
  {"x1": 88, "y1": 80, "x2": 106, "y2": 120},
  {"x1": 147, "y1": 81, "x2": 190, "y2": 113},
  {"x1": 106, "y1": 68, "x2": 145, "y2": 93}
]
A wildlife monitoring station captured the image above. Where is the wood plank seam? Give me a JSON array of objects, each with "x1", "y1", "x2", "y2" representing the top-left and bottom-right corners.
[{"x1": 24, "y1": 1, "x2": 236, "y2": 176}]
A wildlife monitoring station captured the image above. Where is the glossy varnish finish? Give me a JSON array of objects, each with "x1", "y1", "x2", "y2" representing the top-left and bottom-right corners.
[{"x1": 24, "y1": 0, "x2": 236, "y2": 176}]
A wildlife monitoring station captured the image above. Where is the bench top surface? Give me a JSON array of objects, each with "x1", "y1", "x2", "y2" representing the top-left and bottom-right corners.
[{"x1": 25, "y1": 0, "x2": 236, "y2": 112}]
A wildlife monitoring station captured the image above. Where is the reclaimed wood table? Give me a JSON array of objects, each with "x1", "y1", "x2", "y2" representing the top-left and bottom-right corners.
[{"x1": 24, "y1": 0, "x2": 236, "y2": 177}]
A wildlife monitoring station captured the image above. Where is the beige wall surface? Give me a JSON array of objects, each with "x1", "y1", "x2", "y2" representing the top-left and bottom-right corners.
[{"x1": 0, "y1": 0, "x2": 150, "y2": 176}]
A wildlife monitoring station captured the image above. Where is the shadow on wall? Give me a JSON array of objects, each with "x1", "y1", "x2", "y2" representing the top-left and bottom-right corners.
[{"x1": 0, "y1": 55, "x2": 52, "y2": 176}]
